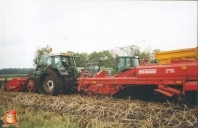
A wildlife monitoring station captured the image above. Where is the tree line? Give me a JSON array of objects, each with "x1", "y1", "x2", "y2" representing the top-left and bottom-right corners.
[
  {"x1": 35, "y1": 45, "x2": 161, "y2": 72},
  {"x1": 0, "y1": 45, "x2": 161, "y2": 75},
  {"x1": 0, "y1": 68, "x2": 34, "y2": 75},
  {"x1": 74, "y1": 45, "x2": 160, "y2": 73}
]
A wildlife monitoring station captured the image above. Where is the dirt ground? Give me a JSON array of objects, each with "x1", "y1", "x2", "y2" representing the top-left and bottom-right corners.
[{"x1": 0, "y1": 90, "x2": 198, "y2": 128}]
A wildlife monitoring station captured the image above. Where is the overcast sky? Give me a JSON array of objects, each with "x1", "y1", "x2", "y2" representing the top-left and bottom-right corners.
[{"x1": 0, "y1": 1, "x2": 197, "y2": 69}]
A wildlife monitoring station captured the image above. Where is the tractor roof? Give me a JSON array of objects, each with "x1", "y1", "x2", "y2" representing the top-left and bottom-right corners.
[
  {"x1": 45, "y1": 52, "x2": 78, "y2": 57},
  {"x1": 117, "y1": 56, "x2": 139, "y2": 58}
]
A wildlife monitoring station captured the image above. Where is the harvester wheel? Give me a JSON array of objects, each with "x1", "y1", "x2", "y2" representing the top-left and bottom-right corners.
[
  {"x1": 26, "y1": 77, "x2": 38, "y2": 92},
  {"x1": 38, "y1": 69, "x2": 61, "y2": 96}
]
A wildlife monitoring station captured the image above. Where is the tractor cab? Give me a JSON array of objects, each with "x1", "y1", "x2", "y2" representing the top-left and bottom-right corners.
[
  {"x1": 34, "y1": 53, "x2": 79, "y2": 79},
  {"x1": 115, "y1": 56, "x2": 140, "y2": 73},
  {"x1": 101, "y1": 56, "x2": 140, "y2": 76}
]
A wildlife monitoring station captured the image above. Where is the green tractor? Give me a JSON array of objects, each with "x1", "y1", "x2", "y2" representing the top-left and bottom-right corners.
[
  {"x1": 102, "y1": 56, "x2": 140, "y2": 76},
  {"x1": 26, "y1": 53, "x2": 83, "y2": 95}
]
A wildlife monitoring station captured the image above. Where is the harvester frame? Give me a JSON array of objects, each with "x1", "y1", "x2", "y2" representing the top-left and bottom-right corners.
[{"x1": 78, "y1": 59, "x2": 198, "y2": 104}]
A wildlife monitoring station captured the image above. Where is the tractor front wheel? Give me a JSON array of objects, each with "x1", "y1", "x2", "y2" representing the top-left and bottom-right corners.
[{"x1": 38, "y1": 69, "x2": 61, "y2": 96}]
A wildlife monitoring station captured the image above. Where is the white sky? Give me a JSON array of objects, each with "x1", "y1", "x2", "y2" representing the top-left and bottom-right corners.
[{"x1": 0, "y1": 0, "x2": 197, "y2": 69}]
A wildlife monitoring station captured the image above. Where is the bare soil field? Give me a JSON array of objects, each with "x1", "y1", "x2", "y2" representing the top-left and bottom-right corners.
[{"x1": 0, "y1": 90, "x2": 197, "y2": 128}]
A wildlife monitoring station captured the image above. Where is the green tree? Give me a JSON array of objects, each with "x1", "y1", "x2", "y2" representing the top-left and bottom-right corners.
[
  {"x1": 140, "y1": 46, "x2": 152, "y2": 59},
  {"x1": 140, "y1": 47, "x2": 161, "y2": 60},
  {"x1": 152, "y1": 48, "x2": 161, "y2": 54},
  {"x1": 88, "y1": 50, "x2": 114, "y2": 72},
  {"x1": 74, "y1": 52, "x2": 88, "y2": 67},
  {"x1": 111, "y1": 45, "x2": 141, "y2": 56},
  {"x1": 27, "y1": 69, "x2": 34, "y2": 77},
  {"x1": 33, "y1": 45, "x2": 51, "y2": 65},
  {"x1": 111, "y1": 45, "x2": 161, "y2": 62}
]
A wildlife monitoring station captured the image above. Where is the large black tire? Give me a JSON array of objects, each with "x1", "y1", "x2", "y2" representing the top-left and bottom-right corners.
[
  {"x1": 38, "y1": 69, "x2": 61, "y2": 96},
  {"x1": 26, "y1": 77, "x2": 38, "y2": 92},
  {"x1": 61, "y1": 76, "x2": 69, "y2": 94}
]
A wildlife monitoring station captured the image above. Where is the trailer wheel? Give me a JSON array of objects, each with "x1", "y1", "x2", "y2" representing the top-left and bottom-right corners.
[
  {"x1": 26, "y1": 77, "x2": 38, "y2": 92},
  {"x1": 38, "y1": 69, "x2": 61, "y2": 96}
]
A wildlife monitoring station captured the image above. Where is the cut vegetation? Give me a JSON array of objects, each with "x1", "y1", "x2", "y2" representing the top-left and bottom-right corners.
[{"x1": 0, "y1": 91, "x2": 197, "y2": 128}]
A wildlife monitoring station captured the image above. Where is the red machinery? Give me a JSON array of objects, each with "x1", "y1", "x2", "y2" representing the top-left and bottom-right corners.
[
  {"x1": 2, "y1": 77, "x2": 36, "y2": 92},
  {"x1": 5, "y1": 78, "x2": 27, "y2": 92},
  {"x1": 78, "y1": 59, "x2": 198, "y2": 102}
]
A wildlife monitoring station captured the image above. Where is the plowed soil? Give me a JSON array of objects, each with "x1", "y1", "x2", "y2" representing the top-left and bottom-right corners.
[{"x1": 0, "y1": 90, "x2": 197, "y2": 128}]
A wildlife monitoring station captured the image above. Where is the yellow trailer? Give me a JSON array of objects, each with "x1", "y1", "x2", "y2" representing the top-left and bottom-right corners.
[{"x1": 154, "y1": 47, "x2": 198, "y2": 64}]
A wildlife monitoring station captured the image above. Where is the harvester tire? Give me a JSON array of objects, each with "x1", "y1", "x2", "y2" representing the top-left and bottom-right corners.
[
  {"x1": 26, "y1": 77, "x2": 38, "y2": 92},
  {"x1": 38, "y1": 69, "x2": 61, "y2": 96}
]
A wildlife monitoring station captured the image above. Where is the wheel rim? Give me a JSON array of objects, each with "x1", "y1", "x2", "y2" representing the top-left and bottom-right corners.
[
  {"x1": 43, "y1": 75, "x2": 54, "y2": 94},
  {"x1": 27, "y1": 80, "x2": 34, "y2": 92}
]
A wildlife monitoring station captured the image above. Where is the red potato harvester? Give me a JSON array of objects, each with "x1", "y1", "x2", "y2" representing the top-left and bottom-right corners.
[{"x1": 78, "y1": 59, "x2": 198, "y2": 103}]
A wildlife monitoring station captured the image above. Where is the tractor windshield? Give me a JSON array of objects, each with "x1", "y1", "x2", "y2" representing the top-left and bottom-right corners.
[
  {"x1": 61, "y1": 56, "x2": 76, "y2": 67},
  {"x1": 53, "y1": 56, "x2": 76, "y2": 68},
  {"x1": 61, "y1": 57, "x2": 70, "y2": 67}
]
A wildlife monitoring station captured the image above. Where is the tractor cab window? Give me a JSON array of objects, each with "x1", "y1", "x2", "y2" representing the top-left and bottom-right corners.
[
  {"x1": 38, "y1": 54, "x2": 51, "y2": 68},
  {"x1": 132, "y1": 58, "x2": 140, "y2": 67},
  {"x1": 54, "y1": 56, "x2": 73, "y2": 68},
  {"x1": 72, "y1": 57, "x2": 76, "y2": 67},
  {"x1": 61, "y1": 57, "x2": 70, "y2": 67},
  {"x1": 126, "y1": 58, "x2": 131, "y2": 67},
  {"x1": 54, "y1": 56, "x2": 62, "y2": 67},
  {"x1": 118, "y1": 58, "x2": 125, "y2": 68},
  {"x1": 47, "y1": 57, "x2": 52, "y2": 65}
]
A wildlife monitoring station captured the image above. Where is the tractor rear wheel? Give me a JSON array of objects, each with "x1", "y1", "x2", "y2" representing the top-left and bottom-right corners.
[
  {"x1": 38, "y1": 69, "x2": 61, "y2": 96},
  {"x1": 26, "y1": 77, "x2": 38, "y2": 92},
  {"x1": 62, "y1": 76, "x2": 69, "y2": 94}
]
